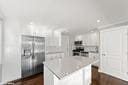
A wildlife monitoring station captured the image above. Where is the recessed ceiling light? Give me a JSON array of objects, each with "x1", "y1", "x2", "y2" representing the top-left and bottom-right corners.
[
  {"x1": 97, "y1": 20, "x2": 101, "y2": 23},
  {"x1": 30, "y1": 22, "x2": 33, "y2": 25}
]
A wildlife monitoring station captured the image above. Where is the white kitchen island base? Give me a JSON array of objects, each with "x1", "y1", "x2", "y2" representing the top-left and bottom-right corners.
[{"x1": 44, "y1": 65, "x2": 91, "y2": 85}]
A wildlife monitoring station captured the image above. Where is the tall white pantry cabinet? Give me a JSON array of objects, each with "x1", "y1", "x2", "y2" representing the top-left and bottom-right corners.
[{"x1": 100, "y1": 26, "x2": 128, "y2": 81}]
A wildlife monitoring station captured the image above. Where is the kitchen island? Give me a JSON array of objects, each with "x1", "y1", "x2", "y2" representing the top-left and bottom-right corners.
[{"x1": 43, "y1": 56, "x2": 98, "y2": 85}]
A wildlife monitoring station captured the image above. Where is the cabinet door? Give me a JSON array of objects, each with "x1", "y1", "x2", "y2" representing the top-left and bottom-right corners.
[
  {"x1": 54, "y1": 31, "x2": 61, "y2": 46},
  {"x1": 54, "y1": 69, "x2": 83, "y2": 85},
  {"x1": 90, "y1": 32, "x2": 99, "y2": 46},
  {"x1": 100, "y1": 27, "x2": 128, "y2": 81},
  {"x1": 61, "y1": 35, "x2": 69, "y2": 57},
  {"x1": 46, "y1": 30, "x2": 61, "y2": 46},
  {"x1": 83, "y1": 32, "x2": 99, "y2": 46},
  {"x1": 83, "y1": 34, "x2": 90, "y2": 46},
  {"x1": 46, "y1": 30, "x2": 53, "y2": 46}
]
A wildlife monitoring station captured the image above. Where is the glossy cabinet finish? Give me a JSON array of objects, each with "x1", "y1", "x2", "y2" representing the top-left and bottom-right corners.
[
  {"x1": 82, "y1": 32, "x2": 99, "y2": 46},
  {"x1": 45, "y1": 30, "x2": 61, "y2": 47}
]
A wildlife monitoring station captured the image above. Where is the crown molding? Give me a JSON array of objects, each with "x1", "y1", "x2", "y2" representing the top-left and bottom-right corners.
[{"x1": 97, "y1": 19, "x2": 128, "y2": 30}]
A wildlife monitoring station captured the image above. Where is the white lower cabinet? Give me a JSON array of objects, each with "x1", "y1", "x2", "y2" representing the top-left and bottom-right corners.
[
  {"x1": 100, "y1": 27, "x2": 128, "y2": 81},
  {"x1": 44, "y1": 65, "x2": 91, "y2": 85},
  {"x1": 54, "y1": 70, "x2": 83, "y2": 85},
  {"x1": 82, "y1": 32, "x2": 99, "y2": 46}
]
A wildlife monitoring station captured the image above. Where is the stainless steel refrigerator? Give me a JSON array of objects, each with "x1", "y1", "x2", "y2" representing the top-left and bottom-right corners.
[{"x1": 21, "y1": 35, "x2": 45, "y2": 78}]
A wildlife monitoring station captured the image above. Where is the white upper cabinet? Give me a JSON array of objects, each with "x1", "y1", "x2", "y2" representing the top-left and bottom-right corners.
[
  {"x1": 52, "y1": 30, "x2": 61, "y2": 46},
  {"x1": 100, "y1": 27, "x2": 128, "y2": 81},
  {"x1": 45, "y1": 30, "x2": 61, "y2": 47},
  {"x1": 21, "y1": 24, "x2": 61, "y2": 47},
  {"x1": 21, "y1": 24, "x2": 48, "y2": 37},
  {"x1": 81, "y1": 32, "x2": 99, "y2": 46}
]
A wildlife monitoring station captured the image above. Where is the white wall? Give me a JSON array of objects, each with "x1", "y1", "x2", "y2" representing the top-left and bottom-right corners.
[
  {"x1": 1, "y1": 18, "x2": 62, "y2": 83},
  {"x1": 2, "y1": 19, "x2": 22, "y2": 83}
]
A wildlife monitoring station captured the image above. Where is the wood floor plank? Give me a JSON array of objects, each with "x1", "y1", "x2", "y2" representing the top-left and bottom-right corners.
[{"x1": 5, "y1": 67, "x2": 128, "y2": 85}]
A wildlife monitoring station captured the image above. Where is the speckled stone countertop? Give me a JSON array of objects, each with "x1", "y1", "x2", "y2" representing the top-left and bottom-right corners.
[{"x1": 43, "y1": 56, "x2": 99, "y2": 79}]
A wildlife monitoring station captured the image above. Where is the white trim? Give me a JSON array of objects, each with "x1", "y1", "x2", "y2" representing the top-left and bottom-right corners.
[
  {"x1": 100, "y1": 27, "x2": 128, "y2": 81},
  {"x1": 99, "y1": 25, "x2": 128, "y2": 32},
  {"x1": 98, "y1": 19, "x2": 128, "y2": 30}
]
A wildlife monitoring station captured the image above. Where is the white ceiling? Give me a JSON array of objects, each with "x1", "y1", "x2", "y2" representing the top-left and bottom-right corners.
[{"x1": 0, "y1": 0, "x2": 128, "y2": 34}]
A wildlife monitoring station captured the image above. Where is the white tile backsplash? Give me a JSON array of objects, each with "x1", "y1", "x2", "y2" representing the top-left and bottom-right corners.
[
  {"x1": 46, "y1": 46, "x2": 63, "y2": 53},
  {"x1": 84, "y1": 46, "x2": 98, "y2": 53}
]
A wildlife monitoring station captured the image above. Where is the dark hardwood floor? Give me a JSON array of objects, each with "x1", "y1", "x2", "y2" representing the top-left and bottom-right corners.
[
  {"x1": 91, "y1": 65, "x2": 100, "y2": 85},
  {"x1": 5, "y1": 73, "x2": 43, "y2": 85},
  {"x1": 91, "y1": 65, "x2": 128, "y2": 85},
  {"x1": 5, "y1": 66, "x2": 128, "y2": 85}
]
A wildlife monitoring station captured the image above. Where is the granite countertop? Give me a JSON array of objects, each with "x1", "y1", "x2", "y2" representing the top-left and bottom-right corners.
[{"x1": 43, "y1": 56, "x2": 99, "y2": 79}]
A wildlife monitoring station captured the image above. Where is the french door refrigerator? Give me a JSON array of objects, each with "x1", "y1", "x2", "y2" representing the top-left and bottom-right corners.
[{"x1": 21, "y1": 35, "x2": 45, "y2": 78}]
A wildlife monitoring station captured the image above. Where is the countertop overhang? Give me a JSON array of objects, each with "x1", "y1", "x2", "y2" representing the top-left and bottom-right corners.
[{"x1": 43, "y1": 56, "x2": 99, "y2": 79}]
